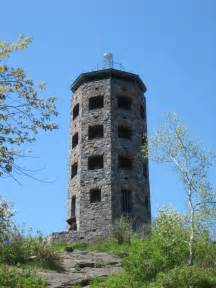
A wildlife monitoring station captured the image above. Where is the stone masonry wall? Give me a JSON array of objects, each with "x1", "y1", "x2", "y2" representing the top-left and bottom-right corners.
[
  {"x1": 79, "y1": 79, "x2": 113, "y2": 235},
  {"x1": 65, "y1": 69, "x2": 151, "y2": 242},
  {"x1": 111, "y1": 77, "x2": 151, "y2": 228},
  {"x1": 68, "y1": 85, "x2": 82, "y2": 230},
  {"x1": 68, "y1": 79, "x2": 113, "y2": 237}
]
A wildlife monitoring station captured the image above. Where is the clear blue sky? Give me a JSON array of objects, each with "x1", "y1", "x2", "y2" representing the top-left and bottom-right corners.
[{"x1": 1, "y1": 0, "x2": 216, "y2": 235}]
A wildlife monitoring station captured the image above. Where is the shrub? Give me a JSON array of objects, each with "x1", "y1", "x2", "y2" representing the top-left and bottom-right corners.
[
  {"x1": 152, "y1": 207, "x2": 189, "y2": 267},
  {"x1": 90, "y1": 208, "x2": 216, "y2": 287},
  {"x1": 193, "y1": 233, "x2": 216, "y2": 268},
  {"x1": 0, "y1": 236, "x2": 29, "y2": 264},
  {"x1": 122, "y1": 208, "x2": 189, "y2": 282},
  {"x1": 27, "y1": 234, "x2": 61, "y2": 270},
  {"x1": 124, "y1": 238, "x2": 166, "y2": 282},
  {"x1": 149, "y1": 266, "x2": 216, "y2": 288},
  {"x1": 0, "y1": 197, "x2": 61, "y2": 270},
  {"x1": 0, "y1": 264, "x2": 47, "y2": 287},
  {"x1": 0, "y1": 231, "x2": 61, "y2": 270},
  {"x1": 112, "y1": 217, "x2": 133, "y2": 245}
]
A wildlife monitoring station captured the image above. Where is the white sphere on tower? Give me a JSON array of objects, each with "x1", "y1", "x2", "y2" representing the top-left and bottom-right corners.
[{"x1": 103, "y1": 52, "x2": 113, "y2": 68}]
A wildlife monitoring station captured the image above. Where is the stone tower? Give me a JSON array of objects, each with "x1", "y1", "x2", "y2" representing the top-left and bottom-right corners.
[{"x1": 67, "y1": 68, "x2": 151, "y2": 240}]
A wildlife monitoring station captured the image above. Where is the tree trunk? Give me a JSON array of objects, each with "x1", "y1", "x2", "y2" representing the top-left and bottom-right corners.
[{"x1": 188, "y1": 188, "x2": 195, "y2": 266}]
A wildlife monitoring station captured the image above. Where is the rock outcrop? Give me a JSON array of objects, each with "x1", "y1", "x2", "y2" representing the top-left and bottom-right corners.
[{"x1": 40, "y1": 250, "x2": 122, "y2": 288}]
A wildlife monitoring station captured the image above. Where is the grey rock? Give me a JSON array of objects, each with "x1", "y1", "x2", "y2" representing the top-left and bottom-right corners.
[{"x1": 40, "y1": 251, "x2": 122, "y2": 288}]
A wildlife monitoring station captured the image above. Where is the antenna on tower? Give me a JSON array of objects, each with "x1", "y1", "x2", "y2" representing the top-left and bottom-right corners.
[{"x1": 103, "y1": 52, "x2": 113, "y2": 69}]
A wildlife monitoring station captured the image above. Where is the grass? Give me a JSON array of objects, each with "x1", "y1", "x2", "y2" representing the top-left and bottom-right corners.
[
  {"x1": 0, "y1": 264, "x2": 48, "y2": 288},
  {"x1": 2, "y1": 215, "x2": 216, "y2": 288},
  {"x1": 55, "y1": 236, "x2": 134, "y2": 258},
  {"x1": 54, "y1": 241, "x2": 89, "y2": 253},
  {"x1": 0, "y1": 235, "x2": 65, "y2": 287}
]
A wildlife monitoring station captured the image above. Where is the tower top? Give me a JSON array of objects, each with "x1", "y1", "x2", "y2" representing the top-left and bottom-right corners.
[{"x1": 71, "y1": 68, "x2": 147, "y2": 93}]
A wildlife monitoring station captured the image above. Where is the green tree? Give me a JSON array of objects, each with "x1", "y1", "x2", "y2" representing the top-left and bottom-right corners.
[
  {"x1": 0, "y1": 36, "x2": 58, "y2": 179},
  {"x1": 143, "y1": 113, "x2": 216, "y2": 265},
  {"x1": 152, "y1": 207, "x2": 189, "y2": 267}
]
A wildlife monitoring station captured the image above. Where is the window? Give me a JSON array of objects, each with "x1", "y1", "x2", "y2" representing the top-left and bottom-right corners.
[
  {"x1": 88, "y1": 125, "x2": 103, "y2": 140},
  {"x1": 88, "y1": 155, "x2": 103, "y2": 170},
  {"x1": 118, "y1": 155, "x2": 132, "y2": 170},
  {"x1": 73, "y1": 104, "x2": 79, "y2": 120},
  {"x1": 118, "y1": 96, "x2": 132, "y2": 110},
  {"x1": 71, "y1": 162, "x2": 78, "y2": 178},
  {"x1": 118, "y1": 125, "x2": 132, "y2": 139},
  {"x1": 140, "y1": 106, "x2": 145, "y2": 119},
  {"x1": 90, "y1": 188, "x2": 101, "y2": 203},
  {"x1": 71, "y1": 196, "x2": 76, "y2": 217},
  {"x1": 72, "y1": 133, "x2": 78, "y2": 148},
  {"x1": 89, "y1": 95, "x2": 104, "y2": 110},
  {"x1": 68, "y1": 196, "x2": 77, "y2": 230},
  {"x1": 121, "y1": 189, "x2": 132, "y2": 214}
]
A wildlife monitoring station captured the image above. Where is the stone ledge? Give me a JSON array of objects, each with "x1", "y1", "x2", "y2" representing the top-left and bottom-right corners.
[{"x1": 48, "y1": 230, "x2": 110, "y2": 244}]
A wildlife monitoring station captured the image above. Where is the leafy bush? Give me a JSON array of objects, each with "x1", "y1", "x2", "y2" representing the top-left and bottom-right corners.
[
  {"x1": 0, "y1": 196, "x2": 61, "y2": 270},
  {"x1": 122, "y1": 208, "x2": 189, "y2": 282},
  {"x1": 88, "y1": 237, "x2": 132, "y2": 257},
  {"x1": 152, "y1": 207, "x2": 189, "y2": 267},
  {"x1": 0, "y1": 264, "x2": 47, "y2": 287},
  {"x1": 0, "y1": 231, "x2": 61, "y2": 270},
  {"x1": 112, "y1": 217, "x2": 133, "y2": 245},
  {"x1": 149, "y1": 266, "x2": 216, "y2": 288},
  {"x1": 89, "y1": 208, "x2": 216, "y2": 288},
  {"x1": 193, "y1": 233, "x2": 216, "y2": 268},
  {"x1": 123, "y1": 238, "x2": 166, "y2": 282}
]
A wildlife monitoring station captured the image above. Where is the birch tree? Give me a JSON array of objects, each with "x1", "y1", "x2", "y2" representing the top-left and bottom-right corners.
[
  {"x1": 0, "y1": 36, "x2": 58, "y2": 179},
  {"x1": 143, "y1": 113, "x2": 216, "y2": 265},
  {"x1": 0, "y1": 197, "x2": 14, "y2": 244}
]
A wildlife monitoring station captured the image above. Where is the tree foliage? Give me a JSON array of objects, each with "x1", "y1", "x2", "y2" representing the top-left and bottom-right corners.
[
  {"x1": 0, "y1": 197, "x2": 14, "y2": 244},
  {"x1": 123, "y1": 208, "x2": 189, "y2": 282},
  {"x1": 149, "y1": 266, "x2": 216, "y2": 288},
  {"x1": 89, "y1": 208, "x2": 216, "y2": 288},
  {"x1": 143, "y1": 112, "x2": 216, "y2": 265},
  {"x1": 0, "y1": 36, "x2": 58, "y2": 178},
  {"x1": 152, "y1": 207, "x2": 189, "y2": 267}
]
